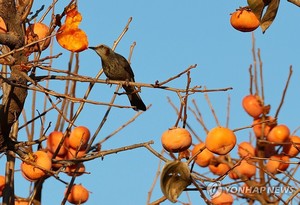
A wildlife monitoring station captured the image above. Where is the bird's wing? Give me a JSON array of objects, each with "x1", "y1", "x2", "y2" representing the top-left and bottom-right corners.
[{"x1": 116, "y1": 53, "x2": 135, "y2": 81}]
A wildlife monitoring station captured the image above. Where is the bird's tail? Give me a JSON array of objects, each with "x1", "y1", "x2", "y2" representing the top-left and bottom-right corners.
[{"x1": 123, "y1": 85, "x2": 146, "y2": 111}]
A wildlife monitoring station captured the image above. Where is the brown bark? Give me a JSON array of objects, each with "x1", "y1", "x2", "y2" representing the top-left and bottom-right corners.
[
  {"x1": 0, "y1": 0, "x2": 29, "y2": 152},
  {"x1": 0, "y1": 1, "x2": 30, "y2": 204}
]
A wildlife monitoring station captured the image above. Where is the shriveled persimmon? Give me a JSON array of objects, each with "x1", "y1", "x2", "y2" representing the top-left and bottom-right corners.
[
  {"x1": 56, "y1": 6, "x2": 88, "y2": 52},
  {"x1": 66, "y1": 184, "x2": 89, "y2": 204},
  {"x1": 25, "y1": 22, "x2": 51, "y2": 52},
  {"x1": 242, "y1": 94, "x2": 263, "y2": 118},
  {"x1": 283, "y1": 135, "x2": 300, "y2": 157},
  {"x1": 205, "y1": 126, "x2": 236, "y2": 155},
  {"x1": 230, "y1": 7, "x2": 260, "y2": 32},
  {"x1": 211, "y1": 191, "x2": 234, "y2": 205},
  {"x1": 266, "y1": 154, "x2": 290, "y2": 174},
  {"x1": 21, "y1": 150, "x2": 52, "y2": 181},
  {"x1": 267, "y1": 124, "x2": 290, "y2": 143},
  {"x1": 161, "y1": 127, "x2": 192, "y2": 153},
  {"x1": 47, "y1": 131, "x2": 67, "y2": 156},
  {"x1": 238, "y1": 142, "x2": 255, "y2": 158},
  {"x1": 191, "y1": 142, "x2": 214, "y2": 167},
  {"x1": 68, "y1": 126, "x2": 90, "y2": 150}
]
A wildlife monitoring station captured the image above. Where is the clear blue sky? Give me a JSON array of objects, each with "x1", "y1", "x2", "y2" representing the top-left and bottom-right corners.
[{"x1": 8, "y1": 0, "x2": 300, "y2": 204}]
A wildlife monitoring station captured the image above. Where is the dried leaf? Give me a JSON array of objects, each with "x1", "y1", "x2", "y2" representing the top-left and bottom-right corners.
[
  {"x1": 247, "y1": 0, "x2": 280, "y2": 33},
  {"x1": 160, "y1": 161, "x2": 191, "y2": 203},
  {"x1": 260, "y1": 0, "x2": 280, "y2": 32},
  {"x1": 247, "y1": 0, "x2": 271, "y2": 20}
]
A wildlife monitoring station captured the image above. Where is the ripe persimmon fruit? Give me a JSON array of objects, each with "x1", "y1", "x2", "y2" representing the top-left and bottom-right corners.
[
  {"x1": 161, "y1": 127, "x2": 192, "y2": 153},
  {"x1": 21, "y1": 150, "x2": 52, "y2": 181},
  {"x1": 191, "y1": 142, "x2": 214, "y2": 167},
  {"x1": 230, "y1": 7, "x2": 260, "y2": 32},
  {"x1": 0, "y1": 175, "x2": 5, "y2": 196},
  {"x1": 66, "y1": 184, "x2": 89, "y2": 204},
  {"x1": 267, "y1": 124, "x2": 290, "y2": 143},
  {"x1": 47, "y1": 131, "x2": 67, "y2": 156},
  {"x1": 283, "y1": 135, "x2": 300, "y2": 157},
  {"x1": 68, "y1": 126, "x2": 90, "y2": 150},
  {"x1": 67, "y1": 147, "x2": 86, "y2": 159},
  {"x1": 26, "y1": 22, "x2": 51, "y2": 52},
  {"x1": 266, "y1": 155, "x2": 290, "y2": 174},
  {"x1": 242, "y1": 94, "x2": 264, "y2": 118},
  {"x1": 211, "y1": 191, "x2": 234, "y2": 205},
  {"x1": 66, "y1": 163, "x2": 86, "y2": 176},
  {"x1": 238, "y1": 142, "x2": 255, "y2": 158},
  {"x1": 252, "y1": 116, "x2": 276, "y2": 138},
  {"x1": 209, "y1": 163, "x2": 230, "y2": 176},
  {"x1": 47, "y1": 151, "x2": 65, "y2": 169},
  {"x1": 205, "y1": 126, "x2": 236, "y2": 155},
  {"x1": 229, "y1": 160, "x2": 256, "y2": 180}
]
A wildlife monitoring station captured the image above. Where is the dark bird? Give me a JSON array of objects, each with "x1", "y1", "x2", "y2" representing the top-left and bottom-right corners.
[{"x1": 89, "y1": 44, "x2": 146, "y2": 111}]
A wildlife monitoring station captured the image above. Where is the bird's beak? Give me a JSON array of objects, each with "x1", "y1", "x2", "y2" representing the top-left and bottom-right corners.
[{"x1": 88, "y1": 46, "x2": 96, "y2": 50}]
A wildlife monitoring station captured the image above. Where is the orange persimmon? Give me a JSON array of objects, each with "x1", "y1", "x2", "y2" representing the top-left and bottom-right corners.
[
  {"x1": 266, "y1": 155, "x2": 290, "y2": 174},
  {"x1": 68, "y1": 126, "x2": 90, "y2": 150},
  {"x1": 242, "y1": 94, "x2": 263, "y2": 118},
  {"x1": 161, "y1": 127, "x2": 192, "y2": 153},
  {"x1": 205, "y1": 126, "x2": 236, "y2": 155},
  {"x1": 47, "y1": 131, "x2": 67, "y2": 156},
  {"x1": 283, "y1": 135, "x2": 300, "y2": 157},
  {"x1": 238, "y1": 142, "x2": 255, "y2": 158},
  {"x1": 211, "y1": 191, "x2": 234, "y2": 205},
  {"x1": 66, "y1": 184, "x2": 89, "y2": 204},
  {"x1": 25, "y1": 22, "x2": 51, "y2": 52},
  {"x1": 192, "y1": 142, "x2": 214, "y2": 167},
  {"x1": 21, "y1": 151, "x2": 52, "y2": 181},
  {"x1": 267, "y1": 124, "x2": 290, "y2": 143},
  {"x1": 230, "y1": 7, "x2": 260, "y2": 32}
]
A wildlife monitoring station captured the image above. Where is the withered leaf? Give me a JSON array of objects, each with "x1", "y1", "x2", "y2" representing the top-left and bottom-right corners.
[
  {"x1": 160, "y1": 161, "x2": 191, "y2": 203},
  {"x1": 247, "y1": 0, "x2": 280, "y2": 33},
  {"x1": 260, "y1": 0, "x2": 280, "y2": 32},
  {"x1": 247, "y1": 0, "x2": 270, "y2": 20}
]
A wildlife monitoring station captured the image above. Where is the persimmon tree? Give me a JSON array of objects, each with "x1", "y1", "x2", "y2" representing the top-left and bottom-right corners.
[{"x1": 0, "y1": 0, "x2": 299, "y2": 205}]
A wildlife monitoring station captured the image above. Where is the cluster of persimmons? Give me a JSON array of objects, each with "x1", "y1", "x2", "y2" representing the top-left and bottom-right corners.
[
  {"x1": 0, "y1": 126, "x2": 91, "y2": 204},
  {"x1": 0, "y1": 4, "x2": 88, "y2": 65},
  {"x1": 160, "y1": 92, "x2": 299, "y2": 204}
]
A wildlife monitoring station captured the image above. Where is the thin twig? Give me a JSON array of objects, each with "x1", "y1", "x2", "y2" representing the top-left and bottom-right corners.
[
  {"x1": 112, "y1": 17, "x2": 132, "y2": 51},
  {"x1": 157, "y1": 64, "x2": 197, "y2": 86},
  {"x1": 147, "y1": 150, "x2": 164, "y2": 204},
  {"x1": 204, "y1": 87, "x2": 220, "y2": 127},
  {"x1": 274, "y1": 66, "x2": 293, "y2": 119}
]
